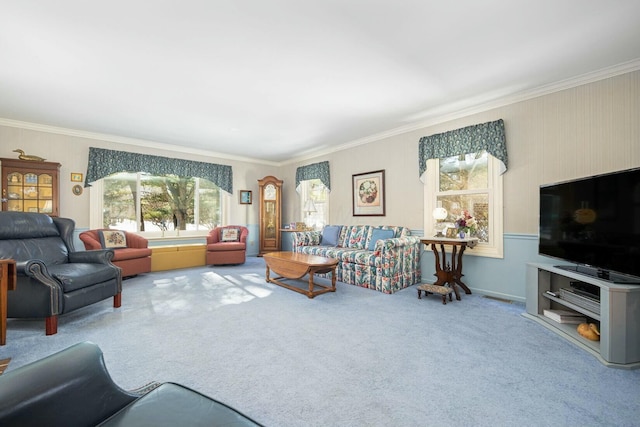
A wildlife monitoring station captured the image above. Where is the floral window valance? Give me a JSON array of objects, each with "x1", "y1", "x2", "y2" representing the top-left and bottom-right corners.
[
  {"x1": 295, "y1": 161, "x2": 331, "y2": 192},
  {"x1": 418, "y1": 119, "x2": 508, "y2": 181},
  {"x1": 85, "y1": 147, "x2": 233, "y2": 194}
]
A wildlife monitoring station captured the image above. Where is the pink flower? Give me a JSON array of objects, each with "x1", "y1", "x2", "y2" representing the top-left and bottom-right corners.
[{"x1": 455, "y1": 211, "x2": 476, "y2": 233}]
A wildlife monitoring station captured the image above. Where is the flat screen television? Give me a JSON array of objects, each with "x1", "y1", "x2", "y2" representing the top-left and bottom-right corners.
[{"x1": 539, "y1": 167, "x2": 640, "y2": 284}]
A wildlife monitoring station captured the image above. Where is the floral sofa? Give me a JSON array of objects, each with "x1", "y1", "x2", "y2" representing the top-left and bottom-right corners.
[{"x1": 291, "y1": 225, "x2": 421, "y2": 294}]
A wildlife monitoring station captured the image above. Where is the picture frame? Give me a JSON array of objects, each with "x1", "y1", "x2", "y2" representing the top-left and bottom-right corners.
[
  {"x1": 239, "y1": 190, "x2": 252, "y2": 204},
  {"x1": 71, "y1": 173, "x2": 83, "y2": 182},
  {"x1": 352, "y1": 169, "x2": 385, "y2": 216},
  {"x1": 446, "y1": 227, "x2": 458, "y2": 238},
  {"x1": 72, "y1": 185, "x2": 83, "y2": 196}
]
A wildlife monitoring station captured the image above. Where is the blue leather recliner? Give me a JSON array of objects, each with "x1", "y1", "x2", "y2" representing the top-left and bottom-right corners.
[
  {"x1": 0, "y1": 341, "x2": 264, "y2": 426},
  {"x1": 0, "y1": 211, "x2": 122, "y2": 335}
]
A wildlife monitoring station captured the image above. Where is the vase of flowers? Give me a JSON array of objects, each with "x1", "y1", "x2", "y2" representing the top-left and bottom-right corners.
[{"x1": 455, "y1": 210, "x2": 477, "y2": 238}]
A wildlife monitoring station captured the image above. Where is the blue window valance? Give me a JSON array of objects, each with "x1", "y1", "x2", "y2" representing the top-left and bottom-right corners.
[
  {"x1": 295, "y1": 161, "x2": 331, "y2": 192},
  {"x1": 418, "y1": 119, "x2": 508, "y2": 181},
  {"x1": 85, "y1": 147, "x2": 233, "y2": 194}
]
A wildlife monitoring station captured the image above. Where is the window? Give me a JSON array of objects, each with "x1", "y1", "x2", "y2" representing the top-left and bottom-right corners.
[
  {"x1": 90, "y1": 172, "x2": 225, "y2": 236},
  {"x1": 299, "y1": 179, "x2": 329, "y2": 230},
  {"x1": 424, "y1": 150, "x2": 504, "y2": 258}
]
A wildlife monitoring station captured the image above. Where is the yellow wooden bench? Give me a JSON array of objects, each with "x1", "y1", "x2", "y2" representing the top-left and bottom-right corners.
[{"x1": 150, "y1": 244, "x2": 206, "y2": 271}]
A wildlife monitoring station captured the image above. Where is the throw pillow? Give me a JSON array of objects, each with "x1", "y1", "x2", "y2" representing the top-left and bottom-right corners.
[
  {"x1": 343, "y1": 225, "x2": 370, "y2": 249},
  {"x1": 367, "y1": 228, "x2": 395, "y2": 251},
  {"x1": 320, "y1": 225, "x2": 341, "y2": 247},
  {"x1": 221, "y1": 228, "x2": 239, "y2": 242},
  {"x1": 98, "y1": 230, "x2": 128, "y2": 249}
]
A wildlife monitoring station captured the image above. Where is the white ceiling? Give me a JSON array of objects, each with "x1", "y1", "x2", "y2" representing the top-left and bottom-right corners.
[{"x1": 1, "y1": 0, "x2": 640, "y2": 163}]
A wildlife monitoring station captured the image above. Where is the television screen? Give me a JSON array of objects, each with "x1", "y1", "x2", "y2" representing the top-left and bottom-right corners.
[{"x1": 539, "y1": 167, "x2": 640, "y2": 283}]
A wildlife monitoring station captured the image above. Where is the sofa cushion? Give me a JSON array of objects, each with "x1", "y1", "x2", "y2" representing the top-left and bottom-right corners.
[
  {"x1": 297, "y1": 246, "x2": 378, "y2": 267},
  {"x1": 207, "y1": 241, "x2": 245, "y2": 252},
  {"x1": 320, "y1": 226, "x2": 341, "y2": 246},
  {"x1": 0, "y1": 211, "x2": 60, "y2": 239},
  {"x1": 337, "y1": 249, "x2": 378, "y2": 266},
  {"x1": 99, "y1": 230, "x2": 127, "y2": 249},
  {"x1": 293, "y1": 231, "x2": 321, "y2": 247},
  {"x1": 342, "y1": 225, "x2": 370, "y2": 249},
  {"x1": 48, "y1": 263, "x2": 119, "y2": 292},
  {"x1": 0, "y1": 237, "x2": 69, "y2": 265},
  {"x1": 220, "y1": 228, "x2": 239, "y2": 242},
  {"x1": 336, "y1": 226, "x2": 349, "y2": 247},
  {"x1": 367, "y1": 229, "x2": 395, "y2": 251}
]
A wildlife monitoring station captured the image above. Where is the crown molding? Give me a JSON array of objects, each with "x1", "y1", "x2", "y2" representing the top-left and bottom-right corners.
[
  {"x1": 0, "y1": 118, "x2": 280, "y2": 167},
  {"x1": 283, "y1": 58, "x2": 640, "y2": 165},
  {"x1": 3, "y1": 59, "x2": 639, "y2": 168}
]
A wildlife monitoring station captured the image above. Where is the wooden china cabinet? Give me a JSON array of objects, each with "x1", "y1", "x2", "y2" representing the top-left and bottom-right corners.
[
  {"x1": 258, "y1": 175, "x2": 283, "y2": 256},
  {"x1": 1, "y1": 158, "x2": 61, "y2": 216}
]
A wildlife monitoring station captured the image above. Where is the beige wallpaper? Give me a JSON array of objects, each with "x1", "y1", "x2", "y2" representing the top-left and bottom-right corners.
[
  {"x1": 2, "y1": 70, "x2": 639, "y2": 235},
  {"x1": 285, "y1": 70, "x2": 640, "y2": 234}
]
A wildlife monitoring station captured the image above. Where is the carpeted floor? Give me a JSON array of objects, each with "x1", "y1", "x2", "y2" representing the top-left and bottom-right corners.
[{"x1": 2, "y1": 256, "x2": 639, "y2": 426}]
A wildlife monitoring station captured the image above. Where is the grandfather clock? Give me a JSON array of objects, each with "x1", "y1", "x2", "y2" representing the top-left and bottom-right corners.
[{"x1": 258, "y1": 175, "x2": 283, "y2": 256}]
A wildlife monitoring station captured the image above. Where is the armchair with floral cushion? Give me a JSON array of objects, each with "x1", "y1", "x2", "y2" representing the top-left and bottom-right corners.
[
  {"x1": 79, "y1": 229, "x2": 152, "y2": 278},
  {"x1": 206, "y1": 226, "x2": 249, "y2": 265}
]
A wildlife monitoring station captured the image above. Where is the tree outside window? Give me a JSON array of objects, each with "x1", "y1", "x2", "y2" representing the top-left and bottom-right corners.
[{"x1": 102, "y1": 172, "x2": 221, "y2": 232}]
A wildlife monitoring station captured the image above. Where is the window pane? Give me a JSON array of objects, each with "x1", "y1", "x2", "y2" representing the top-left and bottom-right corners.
[
  {"x1": 141, "y1": 175, "x2": 195, "y2": 231},
  {"x1": 437, "y1": 194, "x2": 490, "y2": 243},
  {"x1": 103, "y1": 173, "x2": 137, "y2": 230},
  {"x1": 301, "y1": 179, "x2": 329, "y2": 230},
  {"x1": 140, "y1": 175, "x2": 173, "y2": 231},
  {"x1": 439, "y1": 151, "x2": 488, "y2": 192},
  {"x1": 198, "y1": 179, "x2": 221, "y2": 229},
  {"x1": 102, "y1": 172, "x2": 222, "y2": 233}
]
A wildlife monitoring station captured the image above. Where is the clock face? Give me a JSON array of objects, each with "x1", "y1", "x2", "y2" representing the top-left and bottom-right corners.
[{"x1": 264, "y1": 183, "x2": 277, "y2": 200}]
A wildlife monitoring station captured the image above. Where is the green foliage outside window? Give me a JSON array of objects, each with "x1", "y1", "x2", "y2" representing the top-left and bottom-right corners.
[
  {"x1": 103, "y1": 172, "x2": 220, "y2": 232},
  {"x1": 437, "y1": 151, "x2": 490, "y2": 243}
]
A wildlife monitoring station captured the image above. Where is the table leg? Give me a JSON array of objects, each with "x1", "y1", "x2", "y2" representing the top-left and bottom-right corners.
[
  {"x1": 431, "y1": 244, "x2": 448, "y2": 286},
  {"x1": 429, "y1": 243, "x2": 464, "y2": 300},
  {"x1": 265, "y1": 265, "x2": 271, "y2": 283},
  {"x1": 1, "y1": 262, "x2": 9, "y2": 346},
  {"x1": 308, "y1": 272, "x2": 315, "y2": 298},
  {"x1": 1, "y1": 281, "x2": 6, "y2": 346},
  {"x1": 453, "y1": 246, "x2": 472, "y2": 294}
]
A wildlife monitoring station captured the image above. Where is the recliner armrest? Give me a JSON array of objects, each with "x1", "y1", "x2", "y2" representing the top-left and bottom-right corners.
[
  {"x1": 69, "y1": 249, "x2": 115, "y2": 264},
  {"x1": 0, "y1": 342, "x2": 138, "y2": 426},
  {"x1": 97, "y1": 383, "x2": 264, "y2": 426}
]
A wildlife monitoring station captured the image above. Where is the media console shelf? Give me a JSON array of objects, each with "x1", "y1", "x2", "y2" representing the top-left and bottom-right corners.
[{"x1": 524, "y1": 263, "x2": 640, "y2": 369}]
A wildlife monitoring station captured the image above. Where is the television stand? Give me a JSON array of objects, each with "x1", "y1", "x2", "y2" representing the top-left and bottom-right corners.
[{"x1": 524, "y1": 263, "x2": 640, "y2": 369}]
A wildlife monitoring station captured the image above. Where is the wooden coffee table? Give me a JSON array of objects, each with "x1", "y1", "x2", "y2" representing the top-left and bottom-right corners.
[{"x1": 263, "y1": 251, "x2": 338, "y2": 298}]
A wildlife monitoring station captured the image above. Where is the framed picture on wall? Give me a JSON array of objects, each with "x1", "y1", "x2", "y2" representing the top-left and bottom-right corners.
[
  {"x1": 352, "y1": 169, "x2": 385, "y2": 216},
  {"x1": 71, "y1": 173, "x2": 83, "y2": 182},
  {"x1": 239, "y1": 190, "x2": 252, "y2": 204}
]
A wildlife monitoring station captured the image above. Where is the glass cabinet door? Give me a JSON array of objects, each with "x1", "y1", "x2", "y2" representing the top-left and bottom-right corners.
[
  {"x1": 1, "y1": 158, "x2": 60, "y2": 216},
  {"x1": 265, "y1": 200, "x2": 276, "y2": 238}
]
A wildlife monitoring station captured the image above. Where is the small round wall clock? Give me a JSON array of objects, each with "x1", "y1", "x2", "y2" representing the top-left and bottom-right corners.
[{"x1": 72, "y1": 185, "x2": 83, "y2": 196}]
